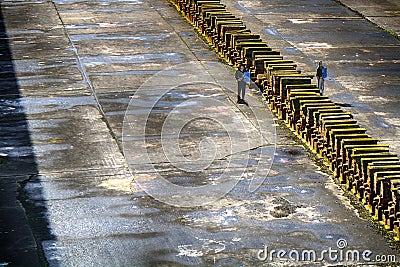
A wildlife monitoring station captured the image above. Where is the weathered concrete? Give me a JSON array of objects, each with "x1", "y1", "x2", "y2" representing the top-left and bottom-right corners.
[
  {"x1": 337, "y1": 0, "x2": 400, "y2": 38},
  {"x1": 1, "y1": 0, "x2": 400, "y2": 266},
  {"x1": 0, "y1": 5, "x2": 43, "y2": 266},
  {"x1": 222, "y1": 0, "x2": 400, "y2": 157}
]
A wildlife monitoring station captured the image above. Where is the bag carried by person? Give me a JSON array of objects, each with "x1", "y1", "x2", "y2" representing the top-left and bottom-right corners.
[
  {"x1": 243, "y1": 71, "x2": 251, "y2": 83},
  {"x1": 322, "y1": 67, "x2": 328, "y2": 79}
]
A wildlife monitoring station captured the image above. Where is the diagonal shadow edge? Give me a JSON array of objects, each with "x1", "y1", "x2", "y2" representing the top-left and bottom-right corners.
[{"x1": 0, "y1": 5, "x2": 53, "y2": 267}]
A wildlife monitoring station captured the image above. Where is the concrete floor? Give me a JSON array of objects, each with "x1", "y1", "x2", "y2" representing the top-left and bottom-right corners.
[
  {"x1": 1, "y1": 0, "x2": 400, "y2": 266},
  {"x1": 222, "y1": 0, "x2": 400, "y2": 155}
]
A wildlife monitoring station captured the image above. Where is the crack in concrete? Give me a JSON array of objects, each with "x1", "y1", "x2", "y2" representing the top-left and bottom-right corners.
[
  {"x1": 217, "y1": 143, "x2": 270, "y2": 161},
  {"x1": 49, "y1": 0, "x2": 126, "y2": 157}
]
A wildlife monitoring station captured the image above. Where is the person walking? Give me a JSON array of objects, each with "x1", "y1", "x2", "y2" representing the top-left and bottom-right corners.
[
  {"x1": 235, "y1": 65, "x2": 249, "y2": 105},
  {"x1": 316, "y1": 61, "x2": 327, "y2": 95}
]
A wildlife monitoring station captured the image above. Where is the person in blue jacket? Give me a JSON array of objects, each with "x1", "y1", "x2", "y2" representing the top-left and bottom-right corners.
[
  {"x1": 235, "y1": 65, "x2": 249, "y2": 105},
  {"x1": 316, "y1": 61, "x2": 327, "y2": 95}
]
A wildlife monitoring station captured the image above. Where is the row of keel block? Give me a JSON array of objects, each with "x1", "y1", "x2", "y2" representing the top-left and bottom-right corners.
[{"x1": 169, "y1": 0, "x2": 400, "y2": 240}]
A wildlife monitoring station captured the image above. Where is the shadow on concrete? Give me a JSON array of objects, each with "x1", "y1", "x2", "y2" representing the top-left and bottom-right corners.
[{"x1": 0, "y1": 6, "x2": 52, "y2": 267}]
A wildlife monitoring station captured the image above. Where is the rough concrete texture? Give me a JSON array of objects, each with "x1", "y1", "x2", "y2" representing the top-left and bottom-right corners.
[
  {"x1": 0, "y1": 0, "x2": 400, "y2": 266},
  {"x1": 337, "y1": 0, "x2": 400, "y2": 38},
  {"x1": 222, "y1": 0, "x2": 400, "y2": 156}
]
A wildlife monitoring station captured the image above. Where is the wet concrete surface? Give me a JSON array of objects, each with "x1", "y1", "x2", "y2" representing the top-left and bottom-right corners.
[
  {"x1": 336, "y1": 0, "x2": 400, "y2": 38},
  {"x1": 1, "y1": 0, "x2": 400, "y2": 266},
  {"x1": 0, "y1": 5, "x2": 44, "y2": 266},
  {"x1": 222, "y1": 0, "x2": 400, "y2": 156}
]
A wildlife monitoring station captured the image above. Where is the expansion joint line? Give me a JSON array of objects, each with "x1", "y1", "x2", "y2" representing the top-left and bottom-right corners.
[
  {"x1": 334, "y1": 0, "x2": 399, "y2": 40},
  {"x1": 153, "y1": 0, "x2": 274, "y2": 145},
  {"x1": 166, "y1": 0, "x2": 400, "y2": 242},
  {"x1": 49, "y1": 1, "x2": 125, "y2": 155}
]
